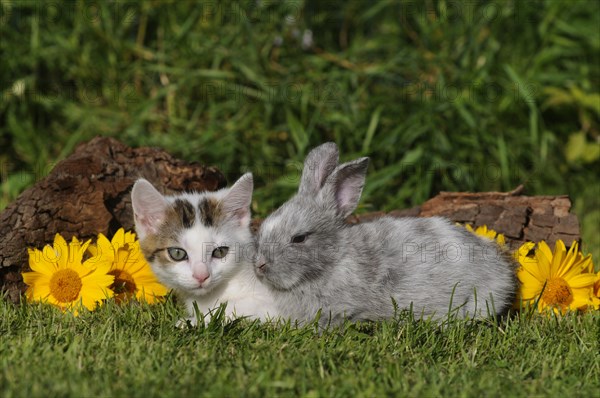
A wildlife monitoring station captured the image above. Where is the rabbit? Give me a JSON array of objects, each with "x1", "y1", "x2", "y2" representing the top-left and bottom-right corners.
[{"x1": 253, "y1": 142, "x2": 518, "y2": 327}]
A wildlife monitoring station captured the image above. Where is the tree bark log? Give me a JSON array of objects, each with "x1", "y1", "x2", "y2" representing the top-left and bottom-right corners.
[
  {"x1": 0, "y1": 136, "x2": 226, "y2": 303},
  {"x1": 1, "y1": 138, "x2": 581, "y2": 303},
  {"x1": 344, "y1": 185, "x2": 580, "y2": 251}
]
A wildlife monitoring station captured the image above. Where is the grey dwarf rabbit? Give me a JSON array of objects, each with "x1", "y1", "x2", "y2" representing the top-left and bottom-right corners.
[{"x1": 254, "y1": 143, "x2": 517, "y2": 326}]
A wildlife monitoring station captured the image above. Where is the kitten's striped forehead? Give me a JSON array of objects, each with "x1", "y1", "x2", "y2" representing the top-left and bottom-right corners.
[
  {"x1": 139, "y1": 194, "x2": 226, "y2": 266},
  {"x1": 197, "y1": 197, "x2": 222, "y2": 226},
  {"x1": 172, "y1": 199, "x2": 196, "y2": 228},
  {"x1": 169, "y1": 196, "x2": 223, "y2": 229}
]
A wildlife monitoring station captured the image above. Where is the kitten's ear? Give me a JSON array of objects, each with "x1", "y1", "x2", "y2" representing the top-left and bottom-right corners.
[
  {"x1": 131, "y1": 179, "x2": 169, "y2": 239},
  {"x1": 222, "y1": 173, "x2": 253, "y2": 227},
  {"x1": 299, "y1": 142, "x2": 339, "y2": 195},
  {"x1": 321, "y1": 157, "x2": 369, "y2": 218}
]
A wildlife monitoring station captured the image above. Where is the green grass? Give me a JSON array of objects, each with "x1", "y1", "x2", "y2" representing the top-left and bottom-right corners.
[{"x1": 1, "y1": 298, "x2": 599, "y2": 397}]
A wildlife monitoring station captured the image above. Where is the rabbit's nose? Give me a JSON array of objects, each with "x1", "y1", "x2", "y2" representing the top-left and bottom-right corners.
[
  {"x1": 255, "y1": 260, "x2": 267, "y2": 272},
  {"x1": 255, "y1": 253, "x2": 267, "y2": 273},
  {"x1": 254, "y1": 253, "x2": 267, "y2": 269}
]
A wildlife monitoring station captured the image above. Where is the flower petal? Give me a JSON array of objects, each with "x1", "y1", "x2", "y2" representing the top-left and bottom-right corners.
[
  {"x1": 42, "y1": 245, "x2": 59, "y2": 264},
  {"x1": 111, "y1": 228, "x2": 126, "y2": 249},
  {"x1": 562, "y1": 254, "x2": 593, "y2": 281},
  {"x1": 520, "y1": 285, "x2": 542, "y2": 301},
  {"x1": 551, "y1": 240, "x2": 567, "y2": 274},
  {"x1": 93, "y1": 234, "x2": 115, "y2": 264},
  {"x1": 567, "y1": 273, "x2": 597, "y2": 289},
  {"x1": 534, "y1": 243, "x2": 553, "y2": 279},
  {"x1": 28, "y1": 249, "x2": 57, "y2": 276},
  {"x1": 496, "y1": 234, "x2": 506, "y2": 246},
  {"x1": 124, "y1": 230, "x2": 137, "y2": 244},
  {"x1": 87, "y1": 243, "x2": 99, "y2": 257},
  {"x1": 52, "y1": 234, "x2": 69, "y2": 268},
  {"x1": 30, "y1": 284, "x2": 52, "y2": 301},
  {"x1": 22, "y1": 271, "x2": 45, "y2": 287},
  {"x1": 69, "y1": 238, "x2": 91, "y2": 266},
  {"x1": 517, "y1": 267, "x2": 543, "y2": 286}
]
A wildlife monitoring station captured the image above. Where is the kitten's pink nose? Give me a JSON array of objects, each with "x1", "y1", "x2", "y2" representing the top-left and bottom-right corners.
[
  {"x1": 193, "y1": 271, "x2": 209, "y2": 284},
  {"x1": 192, "y1": 263, "x2": 209, "y2": 285}
]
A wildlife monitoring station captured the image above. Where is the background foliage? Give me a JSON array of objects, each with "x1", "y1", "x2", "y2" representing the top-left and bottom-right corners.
[{"x1": 1, "y1": 0, "x2": 598, "y2": 259}]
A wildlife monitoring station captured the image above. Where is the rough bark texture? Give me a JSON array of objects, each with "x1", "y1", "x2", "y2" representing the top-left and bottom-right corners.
[
  {"x1": 1, "y1": 138, "x2": 581, "y2": 304},
  {"x1": 344, "y1": 185, "x2": 580, "y2": 251},
  {"x1": 0, "y1": 136, "x2": 226, "y2": 303}
]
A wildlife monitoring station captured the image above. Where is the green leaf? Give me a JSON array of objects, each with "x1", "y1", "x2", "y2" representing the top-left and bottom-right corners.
[
  {"x1": 362, "y1": 106, "x2": 383, "y2": 154},
  {"x1": 565, "y1": 132, "x2": 600, "y2": 164},
  {"x1": 285, "y1": 108, "x2": 309, "y2": 155}
]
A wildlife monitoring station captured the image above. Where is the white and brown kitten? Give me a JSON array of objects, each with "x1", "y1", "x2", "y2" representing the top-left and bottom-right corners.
[{"x1": 131, "y1": 173, "x2": 278, "y2": 326}]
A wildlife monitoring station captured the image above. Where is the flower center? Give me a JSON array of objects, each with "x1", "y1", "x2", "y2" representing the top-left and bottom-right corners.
[
  {"x1": 49, "y1": 269, "x2": 83, "y2": 303},
  {"x1": 541, "y1": 278, "x2": 573, "y2": 308},
  {"x1": 109, "y1": 269, "x2": 136, "y2": 296}
]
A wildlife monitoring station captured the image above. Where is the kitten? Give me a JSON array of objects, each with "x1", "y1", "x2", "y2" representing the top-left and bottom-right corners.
[{"x1": 131, "y1": 173, "x2": 278, "y2": 326}]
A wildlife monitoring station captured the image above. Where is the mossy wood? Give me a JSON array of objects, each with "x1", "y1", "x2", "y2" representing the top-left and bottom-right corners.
[{"x1": 0, "y1": 138, "x2": 580, "y2": 303}]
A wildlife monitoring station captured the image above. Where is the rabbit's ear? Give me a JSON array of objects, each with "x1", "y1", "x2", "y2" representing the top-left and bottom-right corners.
[
  {"x1": 222, "y1": 173, "x2": 253, "y2": 227},
  {"x1": 323, "y1": 158, "x2": 369, "y2": 218},
  {"x1": 131, "y1": 179, "x2": 169, "y2": 239},
  {"x1": 299, "y1": 142, "x2": 339, "y2": 194}
]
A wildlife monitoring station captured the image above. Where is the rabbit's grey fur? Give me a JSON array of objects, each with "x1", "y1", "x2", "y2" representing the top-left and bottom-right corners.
[{"x1": 255, "y1": 143, "x2": 517, "y2": 326}]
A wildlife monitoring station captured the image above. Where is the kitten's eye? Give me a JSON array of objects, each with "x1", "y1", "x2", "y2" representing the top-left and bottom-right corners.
[
  {"x1": 291, "y1": 234, "x2": 307, "y2": 244},
  {"x1": 212, "y1": 246, "x2": 229, "y2": 259},
  {"x1": 167, "y1": 247, "x2": 188, "y2": 262}
]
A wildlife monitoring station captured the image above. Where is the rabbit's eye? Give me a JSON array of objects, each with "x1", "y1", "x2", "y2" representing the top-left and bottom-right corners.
[
  {"x1": 291, "y1": 234, "x2": 307, "y2": 244},
  {"x1": 212, "y1": 246, "x2": 229, "y2": 259},
  {"x1": 167, "y1": 247, "x2": 188, "y2": 261}
]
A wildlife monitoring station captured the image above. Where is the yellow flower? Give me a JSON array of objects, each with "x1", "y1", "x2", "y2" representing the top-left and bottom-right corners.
[
  {"x1": 515, "y1": 240, "x2": 597, "y2": 314},
  {"x1": 22, "y1": 234, "x2": 114, "y2": 315},
  {"x1": 89, "y1": 228, "x2": 168, "y2": 303},
  {"x1": 465, "y1": 224, "x2": 506, "y2": 246},
  {"x1": 592, "y1": 272, "x2": 600, "y2": 309}
]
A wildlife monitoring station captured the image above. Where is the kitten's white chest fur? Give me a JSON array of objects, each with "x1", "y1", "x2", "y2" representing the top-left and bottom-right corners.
[{"x1": 179, "y1": 266, "x2": 279, "y2": 325}]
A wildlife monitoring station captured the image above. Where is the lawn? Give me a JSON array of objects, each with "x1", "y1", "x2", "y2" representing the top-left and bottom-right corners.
[{"x1": 1, "y1": 298, "x2": 599, "y2": 397}]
